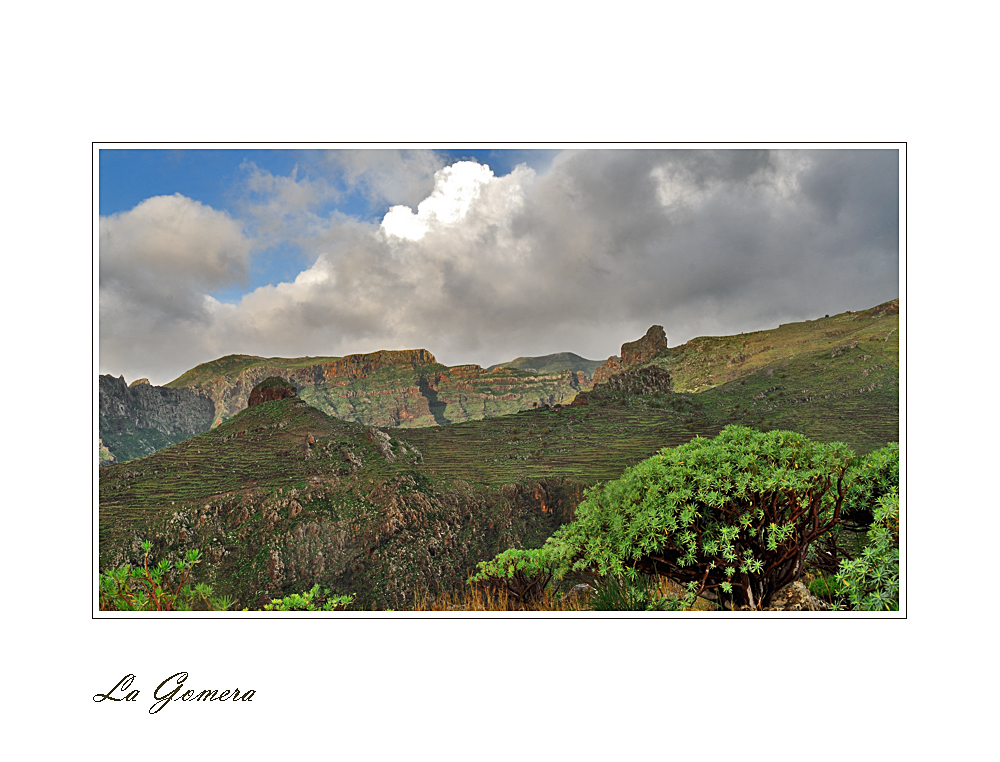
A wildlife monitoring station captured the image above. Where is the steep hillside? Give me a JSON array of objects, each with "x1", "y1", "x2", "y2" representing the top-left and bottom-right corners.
[
  {"x1": 99, "y1": 397, "x2": 583, "y2": 609},
  {"x1": 99, "y1": 375, "x2": 216, "y2": 463},
  {"x1": 165, "y1": 349, "x2": 590, "y2": 429}
]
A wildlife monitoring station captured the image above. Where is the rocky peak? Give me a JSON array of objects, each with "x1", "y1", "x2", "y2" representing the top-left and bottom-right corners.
[
  {"x1": 622, "y1": 325, "x2": 668, "y2": 366},
  {"x1": 128, "y1": 378, "x2": 150, "y2": 387},
  {"x1": 248, "y1": 377, "x2": 298, "y2": 408},
  {"x1": 593, "y1": 325, "x2": 668, "y2": 384}
]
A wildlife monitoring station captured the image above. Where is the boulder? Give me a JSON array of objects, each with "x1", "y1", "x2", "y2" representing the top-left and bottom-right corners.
[{"x1": 765, "y1": 580, "x2": 830, "y2": 611}]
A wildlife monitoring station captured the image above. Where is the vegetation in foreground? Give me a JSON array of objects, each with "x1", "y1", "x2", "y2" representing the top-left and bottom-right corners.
[{"x1": 100, "y1": 428, "x2": 899, "y2": 613}]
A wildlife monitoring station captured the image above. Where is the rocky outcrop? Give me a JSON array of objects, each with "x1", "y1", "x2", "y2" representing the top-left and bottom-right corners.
[
  {"x1": 592, "y1": 356, "x2": 622, "y2": 385},
  {"x1": 99, "y1": 375, "x2": 216, "y2": 463},
  {"x1": 622, "y1": 325, "x2": 668, "y2": 366},
  {"x1": 596, "y1": 366, "x2": 673, "y2": 395},
  {"x1": 247, "y1": 377, "x2": 298, "y2": 407},
  {"x1": 592, "y1": 325, "x2": 668, "y2": 384}
]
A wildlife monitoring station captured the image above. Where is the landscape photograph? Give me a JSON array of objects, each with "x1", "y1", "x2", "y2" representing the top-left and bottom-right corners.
[{"x1": 96, "y1": 145, "x2": 902, "y2": 614}]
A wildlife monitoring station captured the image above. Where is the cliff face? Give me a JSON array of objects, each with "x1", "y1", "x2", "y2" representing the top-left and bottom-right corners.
[
  {"x1": 171, "y1": 348, "x2": 590, "y2": 429},
  {"x1": 99, "y1": 375, "x2": 216, "y2": 462}
]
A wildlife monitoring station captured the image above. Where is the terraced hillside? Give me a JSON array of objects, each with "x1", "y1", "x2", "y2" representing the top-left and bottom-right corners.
[
  {"x1": 165, "y1": 349, "x2": 591, "y2": 429},
  {"x1": 99, "y1": 397, "x2": 583, "y2": 609},
  {"x1": 399, "y1": 393, "x2": 719, "y2": 487}
]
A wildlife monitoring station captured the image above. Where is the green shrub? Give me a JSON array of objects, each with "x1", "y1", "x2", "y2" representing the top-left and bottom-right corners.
[
  {"x1": 99, "y1": 542, "x2": 234, "y2": 611},
  {"x1": 262, "y1": 585, "x2": 354, "y2": 611},
  {"x1": 833, "y1": 488, "x2": 899, "y2": 611},
  {"x1": 468, "y1": 548, "x2": 554, "y2": 605},
  {"x1": 544, "y1": 425, "x2": 854, "y2": 609}
]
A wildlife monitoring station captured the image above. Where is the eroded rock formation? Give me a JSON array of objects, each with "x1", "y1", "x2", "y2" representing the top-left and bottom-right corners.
[
  {"x1": 247, "y1": 377, "x2": 298, "y2": 407},
  {"x1": 593, "y1": 325, "x2": 668, "y2": 384},
  {"x1": 99, "y1": 375, "x2": 215, "y2": 462}
]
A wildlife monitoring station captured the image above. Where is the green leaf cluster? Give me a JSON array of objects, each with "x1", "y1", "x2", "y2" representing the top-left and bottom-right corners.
[
  {"x1": 833, "y1": 488, "x2": 899, "y2": 611},
  {"x1": 542, "y1": 425, "x2": 854, "y2": 609},
  {"x1": 99, "y1": 541, "x2": 234, "y2": 611},
  {"x1": 262, "y1": 585, "x2": 355, "y2": 611}
]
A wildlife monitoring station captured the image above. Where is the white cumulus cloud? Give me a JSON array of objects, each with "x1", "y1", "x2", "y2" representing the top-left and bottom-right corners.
[{"x1": 381, "y1": 161, "x2": 501, "y2": 240}]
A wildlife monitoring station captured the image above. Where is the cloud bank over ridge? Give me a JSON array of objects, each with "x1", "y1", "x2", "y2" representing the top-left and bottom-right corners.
[{"x1": 100, "y1": 148, "x2": 899, "y2": 385}]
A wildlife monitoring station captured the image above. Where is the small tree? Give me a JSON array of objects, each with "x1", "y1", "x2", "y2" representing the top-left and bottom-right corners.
[
  {"x1": 468, "y1": 548, "x2": 554, "y2": 606},
  {"x1": 99, "y1": 542, "x2": 234, "y2": 612},
  {"x1": 544, "y1": 426, "x2": 853, "y2": 609}
]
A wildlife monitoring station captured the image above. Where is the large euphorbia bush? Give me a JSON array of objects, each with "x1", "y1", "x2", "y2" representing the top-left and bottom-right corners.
[{"x1": 544, "y1": 425, "x2": 854, "y2": 609}]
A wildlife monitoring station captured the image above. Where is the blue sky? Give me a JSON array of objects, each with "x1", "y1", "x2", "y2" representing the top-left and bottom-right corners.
[
  {"x1": 99, "y1": 147, "x2": 899, "y2": 385},
  {"x1": 99, "y1": 148, "x2": 560, "y2": 302}
]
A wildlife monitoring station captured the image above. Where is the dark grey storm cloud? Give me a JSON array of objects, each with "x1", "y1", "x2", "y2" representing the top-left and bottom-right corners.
[{"x1": 99, "y1": 149, "x2": 899, "y2": 385}]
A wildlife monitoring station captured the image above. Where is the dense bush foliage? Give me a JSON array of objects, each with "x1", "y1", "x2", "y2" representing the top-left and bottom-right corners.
[
  {"x1": 99, "y1": 542, "x2": 234, "y2": 611},
  {"x1": 467, "y1": 548, "x2": 554, "y2": 605},
  {"x1": 841, "y1": 442, "x2": 899, "y2": 529},
  {"x1": 834, "y1": 488, "x2": 899, "y2": 611},
  {"x1": 543, "y1": 425, "x2": 854, "y2": 609}
]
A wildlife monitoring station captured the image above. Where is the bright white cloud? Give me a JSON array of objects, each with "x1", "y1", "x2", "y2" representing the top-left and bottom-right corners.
[{"x1": 381, "y1": 161, "x2": 498, "y2": 240}]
